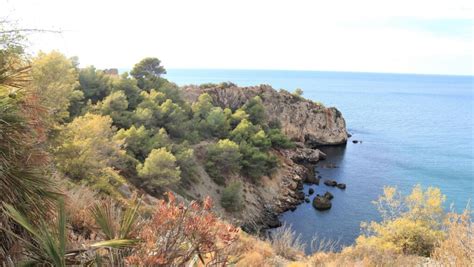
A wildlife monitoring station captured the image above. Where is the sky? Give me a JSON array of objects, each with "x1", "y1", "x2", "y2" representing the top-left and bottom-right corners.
[{"x1": 1, "y1": 0, "x2": 473, "y2": 75}]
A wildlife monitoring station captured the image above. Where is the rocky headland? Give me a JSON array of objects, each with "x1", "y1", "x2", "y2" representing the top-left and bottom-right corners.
[{"x1": 182, "y1": 85, "x2": 348, "y2": 231}]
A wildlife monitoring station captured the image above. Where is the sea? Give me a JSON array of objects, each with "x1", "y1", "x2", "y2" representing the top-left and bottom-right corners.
[{"x1": 164, "y1": 69, "x2": 473, "y2": 252}]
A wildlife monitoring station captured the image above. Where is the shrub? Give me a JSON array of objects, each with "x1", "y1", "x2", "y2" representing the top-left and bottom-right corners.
[
  {"x1": 239, "y1": 141, "x2": 278, "y2": 181},
  {"x1": 268, "y1": 128, "x2": 295, "y2": 149},
  {"x1": 206, "y1": 139, "x2": 242, "y2": 185},
  {"x1": 126, "y1": 192, "x2": 240, "y2": 266},
  {"x1": 243, "y1": 96, "x2": 266, "y2": 125},
  {"x1": 221, "y1": 181, "x2": 244, "y2": 212},
  {"x1": 355, "y1": 185, "x2": 446, "y2": 256},
  {"x1": 205, "y1": 106, "x2": 231, "y2": 138},
  {"x1": 432, "y1": 207, "x2": 473, "y2": 266},
  {"x1": 293, "y1": 88, "x2": 303, "y2": 97},
  {"x1": 230, "y1": 119, "x2": 257, "y2": 143},
  {"x1": 137, "y1": 148, "x2": 181, "y2": 189}
]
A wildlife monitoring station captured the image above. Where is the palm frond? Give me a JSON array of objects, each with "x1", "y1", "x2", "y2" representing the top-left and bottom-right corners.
[
  {"x1": 2, "y1": 200, "x2": 67, "y2": 267},
  {"x1": 90, "y1": 202, "x2": 116, "y2": 240},
  {"x1": 90, "y1": 239, "x2": 139, "y2": 249},
  {"x1": 119, "y1": 198, "x2": 141, "y2": 239}
]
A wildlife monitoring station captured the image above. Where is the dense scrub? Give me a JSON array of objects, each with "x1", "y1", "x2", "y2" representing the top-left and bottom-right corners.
[{"x1": 23, "y1": 50, "x2": 293, "y2": 201}]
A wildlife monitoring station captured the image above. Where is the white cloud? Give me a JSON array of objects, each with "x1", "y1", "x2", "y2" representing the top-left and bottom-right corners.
[{"x1": 1, "y1": 0, "x2": 472, "y2": 74}]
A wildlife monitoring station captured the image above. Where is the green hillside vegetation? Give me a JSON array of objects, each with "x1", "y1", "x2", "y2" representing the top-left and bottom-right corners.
[
  {"x1": 1, "y1": 24, "x2": 472, "y2": 266},
  {"x1": 19, "y1": 48, "x2": 294, "y2": 199}
]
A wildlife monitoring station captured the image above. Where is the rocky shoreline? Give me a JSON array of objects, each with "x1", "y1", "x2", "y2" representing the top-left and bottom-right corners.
[{"x1": 241, "y1": 144, "x2": 333, "y2": 233}]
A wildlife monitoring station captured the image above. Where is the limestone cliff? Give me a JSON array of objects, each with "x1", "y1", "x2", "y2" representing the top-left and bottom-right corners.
[{"x1": 182, "y1": 84, "x2": 348, "y2": 146}]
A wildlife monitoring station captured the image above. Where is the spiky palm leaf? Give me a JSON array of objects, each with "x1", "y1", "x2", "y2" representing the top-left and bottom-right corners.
[
  {"x1": 90, "y1": 198, "x2": 141, "y2": 240},
  {"x1": 2, "y1": 199, "x2": 67, "y2": 267},
  {"x1": 3, "y1": 199, "x2": 140, "y2": 266}
]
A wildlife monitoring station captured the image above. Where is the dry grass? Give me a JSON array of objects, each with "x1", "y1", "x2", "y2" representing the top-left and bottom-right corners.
[
  {"x1": 64, "y1": 185, "x2": 100, "y2": 242},
  {"x1": 308, "y1": 246, "x2": 423, "y2": 267},
  {"x1": 432, "y1": 207, "x2": 473, "y2": 266},
  {"x1": 269, "y1": 224, "x2": 306, "y2": 261},
  {"x1": 310, "y1": 234, "x2": 341, "y2": 253},
  {"x1": 236, "y1": 232, "x2": 279, "y2": 267}
]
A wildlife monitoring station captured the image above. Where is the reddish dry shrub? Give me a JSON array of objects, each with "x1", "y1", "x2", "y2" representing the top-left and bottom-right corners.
[{"x1": 126, "y1": 192, "x2": 239, "y2": 266}]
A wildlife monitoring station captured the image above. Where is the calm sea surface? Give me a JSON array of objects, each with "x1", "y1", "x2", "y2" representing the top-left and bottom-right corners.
[{"x1": 164, "y1": 69, "x2": 473, "y2": 252}]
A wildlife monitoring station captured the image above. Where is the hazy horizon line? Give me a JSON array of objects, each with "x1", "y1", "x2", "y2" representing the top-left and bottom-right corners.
[{"x1": 114, "y1": 67, "x2": 474, "y2": 78}]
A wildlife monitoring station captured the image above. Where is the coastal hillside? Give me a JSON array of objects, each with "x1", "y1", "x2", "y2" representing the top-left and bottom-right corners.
[
  {"x1": 180, "y1": 84, "x2": 347, "y2": 229},
  {"x1": 1, "y1": 28, "x2": 471, "y2": 266}
]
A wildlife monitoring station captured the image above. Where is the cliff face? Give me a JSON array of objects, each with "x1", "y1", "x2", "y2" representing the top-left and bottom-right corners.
[{"x1": 182, "y1": 84, "x2": 348, "y2": 146}]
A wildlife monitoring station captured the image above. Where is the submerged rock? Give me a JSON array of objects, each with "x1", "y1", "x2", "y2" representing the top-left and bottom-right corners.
[
  {"x1": 321, "y1": 163, "x2": 338, "y2": 168},
  {"x1": 305, "y1": 198, "x2": 310, "y2": 203},
  {"x1": 337, "y1": 183, "x2": 346, "y2": 189},
  {"x1": 324, "y1": 179, "x2": 338, "y2": 187},
  {"x1": 308, "y1": 188, "x2": 315, "y2": 195}
]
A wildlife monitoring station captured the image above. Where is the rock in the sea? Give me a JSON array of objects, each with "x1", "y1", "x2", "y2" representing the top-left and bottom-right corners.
[
  {"x1": 290, "y1": 206, "x2": 297, "y2": 212},
  {"x1": 324, "y1": 179, "x2": 338, "y2": 187},
  {"x1": 323, "y1": 191, "x2": 334, "y2": 200},
  {"x1": 305, "y1": 198, "x2": 310, "y2": 203},
  {"x1": 312, "y1": 196, "x2": 332, "y2": 210},
  {"x1": 305, "y1": 175, "x2": 320, "y2": 185},
  {"x1": 308, "y1": 188, "x2": 315, "y2": 195},
  {"x1": 352, "y1": 140, "x2": 359, "y2": 144},
  {"x1": 337, "y1": 183, "x2": 346, "y2": 189}
]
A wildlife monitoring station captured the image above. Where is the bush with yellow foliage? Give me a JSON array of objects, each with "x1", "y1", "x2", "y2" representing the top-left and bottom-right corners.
[{"x1": 355, "y1": 185, "x2": 446, "y2": 256}]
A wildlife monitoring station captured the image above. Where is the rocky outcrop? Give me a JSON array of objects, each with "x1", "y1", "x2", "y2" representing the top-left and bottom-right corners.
[
  {"x1": 182, "y1": 85, "x2": 348, "y2": 146},
  {"x1": 287, "y1": 147, "x2": 327, "y2": 164},
  {"x1": 180, "y1": 84, "x2": 348, "y2": 232},
  {"x1": 313, "y1": 195, "x2": 332, "y2": 210}
]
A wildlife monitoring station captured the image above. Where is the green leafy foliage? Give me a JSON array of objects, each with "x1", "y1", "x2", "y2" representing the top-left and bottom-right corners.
[
  {"x1": 137, "y1": 148, "x2": 181, "y2": 188},
  {"x1": 54, "y1": 113, "x2": 128, "y2": 196},
  {"x1": 268, "y1": 128, "x2": 295, "y2": 149},
  {"x1": 206, "y1": 139, "x2": 242, "y2": 185},
  {"x1": 31, "y1": 51, "x2": 80, "y2": 123},
  {"x1": 78, "y1": 66, "x2": 111, "y2": 104},
  {"x1": 221, "y1": 181, "x2": 244, "y2": 212},
  {"x1": 130, "y1": 57, "x2": 166, "y2": 90},
  {"x1": 243, "y1": 96, "x2": 266, "y2": 125},
  {"x1": 100, "y1": 90, "x2": 132, "y2": 128},
  {"x1": 110, "y1": 73, "x2": 142, "y2": 109},
  {"x1": 239, "y1": 141, "x2": 278, "y2": 181},
  {"x1": 205, "y1": 107, "x2": 231, "y2": 138}
]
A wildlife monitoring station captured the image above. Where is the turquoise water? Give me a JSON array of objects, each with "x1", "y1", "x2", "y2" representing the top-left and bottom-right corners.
[{"x1": 165, "y1": 69, "x2": 473, "y2": 251}]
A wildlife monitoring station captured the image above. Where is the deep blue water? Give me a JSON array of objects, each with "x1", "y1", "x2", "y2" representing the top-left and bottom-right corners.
[{"x1": 164, "y1": 69, "x2": 474, "y2": 252}]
